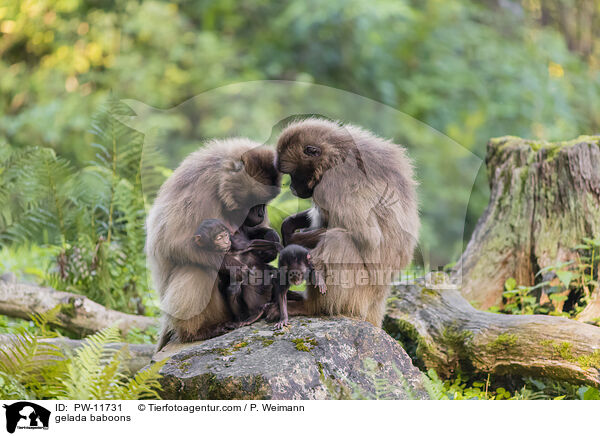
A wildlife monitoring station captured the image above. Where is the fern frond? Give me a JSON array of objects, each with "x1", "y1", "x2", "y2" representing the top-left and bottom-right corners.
[
  {"x1": 30, "y1": 305, "x2": 64, "y2": 337},
  {"x1": 89, "y1": 98, "x2": 145, "y2": 244},
  {"x1": 90, "y1": 98, "x2": 144, "y2": 181},
  {"x1": 120, "y1": 359, "x2": 165, "y2": 400},
  {"x1": 89, "y1": 345, "x2": 129, "y2": 400},
  {"x1": 422, "y1": 369, "x2": 448, "y2": 400},
  {"x1": 0, "y1": 208, "x2": 58, "y2": 245},
  {"x1": 0, "y1": 371, "x2": 33, "y2": 400},
  {"x1": 58, "y1": 326, "x2": 123, "y2": 400},
  {"x1": 0, "y1": 327, "x2": 62, "y2": 384},
  {"x1": 0, "y1": 147, "x2": 77, "y2": 246},
  {"x1": 0, "y1": 322, "x2": 163, "y2": 400}
]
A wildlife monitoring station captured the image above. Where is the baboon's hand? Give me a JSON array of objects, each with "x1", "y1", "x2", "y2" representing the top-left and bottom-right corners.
[{"x1": 312, "y1": 268, "x2": 326, "y2": 294}]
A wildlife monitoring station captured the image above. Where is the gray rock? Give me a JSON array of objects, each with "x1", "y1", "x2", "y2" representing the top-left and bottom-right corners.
[{"x1": 154, "y1": 316, "x2": 430, "y2": 400}]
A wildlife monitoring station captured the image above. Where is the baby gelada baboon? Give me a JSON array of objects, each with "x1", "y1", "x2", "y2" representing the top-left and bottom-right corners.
[
  {"x1": 193, "y1": 218, "x2": 282, "y2": 329},
  {"x1": 274, "y1": 118, "x2": 419, "y2": 326},
  {"x1": 146, "y1": 138, "x2": 281, "y2": 351},
  {"x1": 272, "y1": 244, "x2": 326, "y2": 329}
]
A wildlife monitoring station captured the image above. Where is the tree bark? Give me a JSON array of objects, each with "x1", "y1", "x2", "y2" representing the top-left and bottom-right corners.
[
  {"x1": 453, "y1": 135, "x2": 600, "y2": 309},
  {"x1": 0, "y1": 278, "x2": 157, "y2": 336},
  {"x1": 385, "y1": 280, "x2": 600, "y2": 387},
  {"x1": 578, "y1": 291, "x2": 600, "y2": 324},
  {"x1": 0, "y1": 335, "x2": 154, "y2": 374}
]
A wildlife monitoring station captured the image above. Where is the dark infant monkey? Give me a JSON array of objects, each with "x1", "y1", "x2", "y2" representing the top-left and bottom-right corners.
[
  {"x1": 273, "y1": 244, "x2": 326, "y2": 329},
  {"x1": 194, "y1": 218, "x2": 283, "y2": 328}
]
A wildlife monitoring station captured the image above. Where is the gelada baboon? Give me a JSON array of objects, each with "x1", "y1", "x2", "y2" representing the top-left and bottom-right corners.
[
  {"x1": 273, "y1": 244, "x2": 326, "y2": 329},
  {"x1": 193, "y1": 218, "x2": 282, "y2": 328},
  {"x1": 274, "y1": 118, "x2": 419, "y2": 326},
  {"x1": 146, "y1": 138, "x2": 281, "y2": 351}
]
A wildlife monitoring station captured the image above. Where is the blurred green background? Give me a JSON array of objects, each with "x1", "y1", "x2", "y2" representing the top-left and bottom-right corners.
[
  {"x1": 2, "y1": 0, "x2": 599, "y2": 229},
  {"x1": 0, "y1": 0, "x2": 599, "y2": 308}
]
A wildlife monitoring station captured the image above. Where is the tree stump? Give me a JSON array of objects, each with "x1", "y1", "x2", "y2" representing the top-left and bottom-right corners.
[{"x1": 453, "y1": 135, "x2": 600, "y2": 309}]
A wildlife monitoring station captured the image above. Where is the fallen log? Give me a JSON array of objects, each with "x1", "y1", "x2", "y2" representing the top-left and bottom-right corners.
[
  {"x1": 385, "y1": 278, "x2": 600, "y2": 387},
  {"x1": 453, "y1": 135, "x2": 600, "y2": 309},
  {"x1": 0, "y1": 335, "x2": 154, "y2": 374},
  {"x1": 0, "y1": 278, "x2": 157, "y2": 336}
]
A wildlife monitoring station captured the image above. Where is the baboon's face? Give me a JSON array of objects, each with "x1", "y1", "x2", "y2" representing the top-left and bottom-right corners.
[
  {"x1": 286, "y1": 259, "x2": 309, "y2": 285},
  {"x1": 279, "y1": 250, "x2": 311, "y2": 285},
  {"x1": 194, "y1": 220, "x2": 231, "y2": 252},
  {"x1": 219, "y1": 147, "x2": 281, "y2": 214},
  {"x1": 275, "y1": 122, "x2": 346, "y2": 199},
  {"x1": 213, "y1": 230, "x2": 231, "y2": 252}
]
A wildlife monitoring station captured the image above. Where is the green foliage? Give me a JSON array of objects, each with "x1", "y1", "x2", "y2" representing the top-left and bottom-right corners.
[
  {"x1": 433, "y1": 373, "x2": 515, "y2": 400},
  {"x1": 267, "y1": 175, "x2": 311, "y2": 237},
  {"x1": 423, "y1": 370, "x2": 597, "y2": 400},
  {"x1": 0, "y1": 146, "x2": 76, "y2": 245},
  {"x1": 0, "y1": 313, "x2": 164, "y2": 400},
  {"x1": 0, "y1": 327, "x2": 63, "y2": 400},
  {"x1": 0, "y1": 99, "x2": 159, "y2": 315},
  {"x1": 0, "y1": 315, "x2": 36, "y2": 336},
  {"x1": 58, "y1": 326, "x2": 164, "y2": 400},
  {"x1": 497, "y1": 276, "x2": 547, "y2": 315},
  {"x1": 341, "y1": 359, "x2": 599, "y2": 400},
  {"x1": 494, "y1": 238, "x2": 599, "y2": 319},
  {"x1": 0, "y1": 243, "x2": 60, "y2": 283},
  {"x1": 124, "y1": 326, "x2": 159, "y2": 345},
  {"x1": 578, "y1": 386, "x2": 600, "y2": 400},
  {"x1": 520, "y1": 377, "x2": 596, "y2": 400},
  {"x1": 550, "y1": 237, "x2": 600, "y2": 317}
]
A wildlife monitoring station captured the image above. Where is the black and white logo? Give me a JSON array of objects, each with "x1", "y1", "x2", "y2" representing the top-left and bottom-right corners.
[{"x1": 2, "y1": 402, "x2": 50, "y2": 433}]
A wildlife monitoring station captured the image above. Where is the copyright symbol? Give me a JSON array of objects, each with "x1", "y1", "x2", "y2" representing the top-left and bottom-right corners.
[{"x1": 138, "y1": 404, "x2": 146, "y2": 411}]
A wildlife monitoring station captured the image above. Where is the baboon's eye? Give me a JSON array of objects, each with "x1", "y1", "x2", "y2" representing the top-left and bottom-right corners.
[{"x1": 303, "y1": 145, "x2": 321, "y2": 157}]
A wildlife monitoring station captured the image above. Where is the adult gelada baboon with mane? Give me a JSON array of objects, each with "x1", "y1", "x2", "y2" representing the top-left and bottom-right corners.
[
  {"x1": 147, "y1": 138, "x2": 281, "y2": 351},
  {"x1": 274, "y1": 118, "x2": 419, "y2": 326}
]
